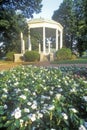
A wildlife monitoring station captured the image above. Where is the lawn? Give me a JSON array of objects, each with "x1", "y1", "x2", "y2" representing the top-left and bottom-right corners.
[{"x1": 53, "y1": 58, "x2": 87, "y2": 64}]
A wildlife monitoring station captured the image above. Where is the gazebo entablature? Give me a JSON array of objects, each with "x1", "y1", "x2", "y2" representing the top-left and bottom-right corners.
[{"x1": 27, "y1": 18, "x2": 63, "y2": 55}]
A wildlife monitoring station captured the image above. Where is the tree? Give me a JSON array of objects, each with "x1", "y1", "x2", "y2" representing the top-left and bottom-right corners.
[
  {"x1": 0, "y1": 0, "x2": 42, "y2": 18},
  {"x1": 52, "y1": 0, "x2": 87, "y2": 56},
  {"x1": 52, "y1": 0, "x2": 76, "y2": 50},
  {"x1": 0, "y1": 0, "x2": 43, "y2": 57},
  {"x1": 0, "y1": 10, "x2": 28, "y2": 56},
  {"x1": 73, "y1": 0, "x2": 87, "y2": 56}
]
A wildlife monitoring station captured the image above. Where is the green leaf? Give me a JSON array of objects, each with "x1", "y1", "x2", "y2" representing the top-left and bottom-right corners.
[
  {"x1": 0, "y1": 123, "x2": 3, "y2": 128},
  {"x1": 0, "y1": 106, "x2": 4, "y2": 115},
  {"x1": 14, "y1": 120, "x2": 20, "y2": 128},
  {"x1": 4, "y1": 120, "x2": 13, "y2": 127},
  {"x1": 80, "y1": 119, "x2": 84, "y2": 125},
  {"x1": 57, "y1": 106, "x2": 62, "y2": 113},
  {"x1": 63, "y1": 128, "x2": 69, "y2": 130},
  {"x1": 64, "y1": 120, "x2": 69, "y2": 126}
]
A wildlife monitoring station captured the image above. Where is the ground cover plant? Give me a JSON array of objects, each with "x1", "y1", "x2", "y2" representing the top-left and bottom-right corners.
[{"x1": 0, "y1": 65, "x2": 87, "y2": 130}]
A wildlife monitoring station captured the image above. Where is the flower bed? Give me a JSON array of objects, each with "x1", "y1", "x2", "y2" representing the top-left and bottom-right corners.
[{"x1": 0, "y1": 65, "x2": 87, "y2": 130}]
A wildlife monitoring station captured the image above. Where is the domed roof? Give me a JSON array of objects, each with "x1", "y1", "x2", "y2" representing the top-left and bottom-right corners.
[{"x1": 27, "y1": 18, "x2": 63, "y2": 29}]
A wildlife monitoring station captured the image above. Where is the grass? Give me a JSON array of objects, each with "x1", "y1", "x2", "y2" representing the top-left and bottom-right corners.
[
  {"x1": 0, "y1": 57, "x2": 87, "y2": 66},
  {"x1": 52, "y1": 58, "x2": 87, "y2": 64}
]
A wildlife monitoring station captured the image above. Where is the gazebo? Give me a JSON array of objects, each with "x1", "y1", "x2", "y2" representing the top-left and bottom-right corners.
[
  {"x1": 27, "y1": 18, "x2": 63, "y2": 56},
  {"x1": 14, "y1": 18, "x2": 63, "y2": 62}
]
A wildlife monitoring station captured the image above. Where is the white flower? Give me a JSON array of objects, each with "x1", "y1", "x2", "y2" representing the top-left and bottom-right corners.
[
  {"x1": 62, "y1": 113, "x2": 68, "y2": 120},
  {"x1": 4, "y1": 104, "x2": 8, "y2": 109},
  {"x1": 27, "y1": 102, "x2": 32, "y2": 106},
  {"x1": 58, "y1": 88, "x2": 63, "y2": 92},
  {"x1": 70, "y1": 88, "x2": 76, "y2": 93},
  {"x1": 33, "y1": 100, "x2": 37, "y2": 104},
  {"x1": 14, "y1": 88, "x2": 21, "y2": 93},
  {"x1": 3, "y1": 88, "x2": 8, "y2": 93},
  {"x1": 47, "y1": 105, "x2": 55, "y2": 111},
  {"x1": 44, "y1": 87, "x2": 47, "y2": 90},
  {"x1": 58, "y1": 85, "x2": 61, "y2": 88},
  {"x1": 65, "y1": 80, "x2": 68, "y2": 85},
  {"x1": 83, "y1": 96, "x2": 87, "y2": 102},
  {"x1": 11, "y1": 107, "x2": 21, "y2": 119},
  {"x1": 66, "y1": 76, "x2": 69, "y2": 80},
  {"x1": 33, "y1": 92, "x2": 36, "y2": 96},
  {"x1": 41, "y1": 109, "x2": 48, "y2": 114},
  {"x1": 84, "y1": 122, "x2": 87, "y2": 128},
  {"x1": 8, "y1": 80, "x2": 11, "y2": 83},
  {"x1": 58, "y1": 79, "x2": 61, "y2": 82},
  {"x1": 32, "y1": 81, "x2": 34, "y2": 83},
  {"x1": 2, "y1": 94, "x2": 7, "y2": 99},
  {"x1": 55, "y1": 94, "x2": 61, "y2": 100},
  {"x1": 20, "y1": 119, "x2": 24, "y2": 127},
  {"x1": 41, "y1": 95, "x2": 50, "y2": 100},
  {"x1": 32, "y1": 127, "x2": 36, "y2": 130},
  {"x1": 20, "y1": 119, "x2": 23, "y2": 123},
  {"x1": 31, "y1": 104, "x2": 37, "y2": 109},
  {"x1": 14, "y1": 111, "x2": 21, "y2": 119},
  {"x1": 37, "y1": 111, "x2": 43, "y2": 119},
  {"x1": 24, "y1": 88, "x2": 28, "y2": 91},
  {"x1": 43, "y1": 79, "x2": 45, "y2": 82},
  {"x1": 14, "y1": 82, "x2": 19, "y2": 86},
  {"x1": 28, "y1": 113, "x2": 36, "y2": 122},
  {"x1": 83, "y1": 81, "x2": 87, "y2": 83},
  {"x1": 24, "y1": 108, "x2": 30, "y2": 113},
  {"x1": 19, "y1": 95, "x2": 26, "y2": 100},
  {"x1": 69, "y1": 108, "x2": 78, "y2": 113},
  {"x1": 49, "y1": 91, "x2": 53, "y2": 95},
  {"x1": 79, "y1": 125, "x2": 86, "y2": 130},
  {"x1": 41, "y1": 100, "x2": 44, "y2": 104},
  {"x1": 24, "y1": 121, "x2": 28, "y2": 126},
  {"x1": 51, "y1": 87, "x2": 54, "y2": 90}
]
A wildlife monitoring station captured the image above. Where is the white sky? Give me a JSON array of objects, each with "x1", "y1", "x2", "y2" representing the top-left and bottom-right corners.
[{"x1": 34, "y1": 0, "x2": 63, "y2": 19}]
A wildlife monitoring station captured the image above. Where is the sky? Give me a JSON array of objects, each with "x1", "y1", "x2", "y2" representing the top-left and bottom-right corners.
[{"x1": 34, "y1": 0, "x2": 63, "y2": 19}]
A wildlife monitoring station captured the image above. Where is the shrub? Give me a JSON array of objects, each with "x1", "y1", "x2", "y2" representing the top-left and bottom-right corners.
[
  {"x1": 6, "y1": 51, "x2": 15, "y2": 61},
  {"x1": 56, "y1": 48, "x2": 72, "y2": 60},
  {"x1": 71, "y1": 54, "x2": 77, "y2": 60},
  {"x1": 24, "y1": 51, "x2": 40, "y2": 62}
]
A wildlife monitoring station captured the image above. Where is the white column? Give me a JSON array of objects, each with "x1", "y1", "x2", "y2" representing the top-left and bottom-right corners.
[
  {"x1": 56, "y1": 29, "x2": 58, "y2": 51},
  {"x1": 60, "y1": 30, "x2": 63, "y2": 49},
  {"x1": 28, "y1": 27, "x2": 32, "y2": 51},
  {"x1": 21, "y1": 32, "x2": 23, "y2": 39},
  {"x1": 22, "y1": 40, "x2": 25, "y2": 54},
  {"x1": 43, "y1": 26, "x2": 46, "y2": 54},
  {"x1": 48, "y1": 40, "x2": 51, "y2": 54},
  {"x1": 39, "y1": 43, "x2": 41, "y2": 53},
  {"x1": 21, "y1": 32, "x2": 24, "y2": 54}
]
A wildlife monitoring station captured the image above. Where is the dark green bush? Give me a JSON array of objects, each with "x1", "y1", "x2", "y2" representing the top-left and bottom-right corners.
[
  {"x1": 24, "y1": 51, "x2": 40, "y2": 62},
  {"x1": 56, "y1": 48, "x2": 72, "y2": 60},
  {"x1": 6, "y1": 51, "x2": 15, "y2": 61}
]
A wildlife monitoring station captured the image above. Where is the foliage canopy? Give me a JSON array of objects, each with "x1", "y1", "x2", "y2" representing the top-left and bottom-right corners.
[
  {"x1": 0, "y1": 0, "x2": 42, "y2": 18},
  {"x1": 52, "y1": 0, "x2": 87, "y2": 56},
  {"x1": 0, "y1": 0, "x2": 43, "y2": 57}
]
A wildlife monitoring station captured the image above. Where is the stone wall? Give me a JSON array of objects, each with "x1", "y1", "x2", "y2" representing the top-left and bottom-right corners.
[
  {"x1": 14, "y1": 53, "x2": 54, "y2": 62},
  {"x1": 40, "y1": 53, "x2": 54, "y2": 62},
  {"x1": 14, "y1": 54, "x2": 24, "y2": 62}
]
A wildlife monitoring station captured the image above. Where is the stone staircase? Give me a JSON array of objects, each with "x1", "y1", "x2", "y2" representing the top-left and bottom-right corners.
[{"x1": 40, "y1": 53, "x2": 54, "y2": 62}]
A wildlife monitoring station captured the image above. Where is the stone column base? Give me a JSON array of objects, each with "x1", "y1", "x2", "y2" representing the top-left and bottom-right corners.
[{"x1": 14, "y1": 54, "x2": 24, "y2": 62}]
